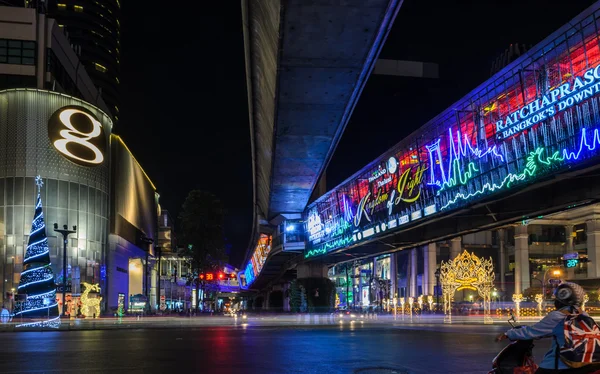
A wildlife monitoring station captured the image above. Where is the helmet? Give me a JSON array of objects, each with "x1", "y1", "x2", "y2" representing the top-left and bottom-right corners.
[{"x1": 554, "y1": 282, "x2": 585, "y2": 307}]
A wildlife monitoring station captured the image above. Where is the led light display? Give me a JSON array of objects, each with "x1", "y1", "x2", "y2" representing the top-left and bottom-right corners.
[
  {"x1": 240, "y1": 234, "x2": 271, "y2": 288},
  {"x1": 304, "y1": 15, "x2": 600, "y2": 258},
  {"x1": 14, "y1": 177, "x2": 60, "y2": 325}
]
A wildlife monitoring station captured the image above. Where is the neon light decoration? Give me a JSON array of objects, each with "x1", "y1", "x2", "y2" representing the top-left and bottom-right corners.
[
  {"x1": 303, "y1": 10, "x2": 600, "y2": 259},
  {"x1": 14, "y1": 176, "x2": 60, "y2": 328},
  {"x1": 240, "y1": 234, "x2": 271, "y2": 288}
]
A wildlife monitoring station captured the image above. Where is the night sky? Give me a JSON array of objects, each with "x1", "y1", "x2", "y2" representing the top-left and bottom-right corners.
[{"x1": 116, "y1": 0, "x2": 597, "y2": 267}]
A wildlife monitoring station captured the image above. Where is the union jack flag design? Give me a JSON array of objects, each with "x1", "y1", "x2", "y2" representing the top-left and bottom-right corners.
[{"x1": 560, "y1": 313, "x2": 600, "y2": 366}]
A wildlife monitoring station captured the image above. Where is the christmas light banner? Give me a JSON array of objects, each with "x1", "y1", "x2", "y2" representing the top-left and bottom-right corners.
[
  {"x1": 241, "y1": 234, "x2": 272, "y2": 288},
  {"x1": 304, "y1": 12, "x2": 600, "y2": 258}
]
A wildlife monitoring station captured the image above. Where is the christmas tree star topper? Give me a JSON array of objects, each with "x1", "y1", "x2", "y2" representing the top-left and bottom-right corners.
[{"x1": 35, "y1": 175, "x2": 43, "y2": 191}]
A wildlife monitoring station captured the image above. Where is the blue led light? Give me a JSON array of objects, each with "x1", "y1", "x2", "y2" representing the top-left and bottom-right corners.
[{"x1": 14, "y1": 177, "x2": 59, "y2": 322}]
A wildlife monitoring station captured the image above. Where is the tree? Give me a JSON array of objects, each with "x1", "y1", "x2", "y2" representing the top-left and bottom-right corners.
[
  {"x1": 14, "y1": 176, "x2": 60, "y2": 327},
  {"x1": 178, "y1": 190, "x2": 226, "y2": 310}
]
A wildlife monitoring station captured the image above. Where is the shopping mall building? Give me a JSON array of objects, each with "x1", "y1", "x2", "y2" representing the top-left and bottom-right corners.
[{"x1": 0, "y1": 6, "x2": 161, "y2": 314}]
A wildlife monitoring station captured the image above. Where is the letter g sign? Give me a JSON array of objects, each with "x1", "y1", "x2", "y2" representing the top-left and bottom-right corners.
[{"x1": 48, "y1": 106, "x2": 106, "y2": 166}]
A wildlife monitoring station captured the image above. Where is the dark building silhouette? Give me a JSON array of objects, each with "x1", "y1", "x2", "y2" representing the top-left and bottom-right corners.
[{"x1": 3, "y1": 0, "x2": 121, "y2": 122}]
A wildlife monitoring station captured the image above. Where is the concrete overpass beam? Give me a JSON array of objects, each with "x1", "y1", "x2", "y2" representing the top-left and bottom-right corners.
[
  {"x1": 586, "y1": 220, "x2": 600, "y2": 278},
  {"x1": 514, "y1": 225, "x2": 530, "y2": 294},
  {"x1": 283, "y1": 283, "x2": 291, "y2": 312}
]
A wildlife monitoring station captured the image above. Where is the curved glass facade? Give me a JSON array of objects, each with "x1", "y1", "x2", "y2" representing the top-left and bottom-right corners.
[{"x1": 0, "y1": 89, "x2": 112, "y2": 305}]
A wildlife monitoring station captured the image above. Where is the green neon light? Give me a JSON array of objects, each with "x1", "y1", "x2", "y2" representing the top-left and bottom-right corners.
[
  {"x1": 305, "y1": 236, "x2": 354, "y2": 258},
  {"x1": 440, "y1": 159, "x2": 479, "y2": 191},
  {"x1": 442, "y1": 147, "x2": 563, "y2": 210}
]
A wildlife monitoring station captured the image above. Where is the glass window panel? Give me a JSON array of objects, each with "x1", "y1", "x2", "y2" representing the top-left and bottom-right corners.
[
  {"x1": 69, "y1": 183, "x2": 78, "y2": 211},
  {"x1": 0, "y1": 56, "x2": 6, "y2": 63},
  {"x1": 59, "y1": 181, "x2": 68, "y2": 208},
  {"x1": 88, "y1": 188, "x2": 95, "y2": 215},
  {"x1": 0, "y1": 48, "x2": 6, "y2": 56},
  {"x1": 24, "y1": 177, "x2": 35, "y2": 207},
  {"x1": 88, "y1": 213, "x2": 95, "y2": 242},
  {"x1": 14, "y1": 206, "x2": 23, "y2": 239},
  {"x1": 21, "y1": 49, "x2": 34, "y2": 57},
  {"x1": 80, "y1": 186, "x2": 87, "y2": 212},
  {"x1": 78, "y1": 212, "x2": 86, "y2": 240},
  {"x1": 47, "y1": 179, "x2": 57, "y2": 207},
  {"x1": 68, "y1": 210, "x2": 78, "y2": 233},
  {"x1": 7, "y1": 56, "x2": 20, "y2": 64},
  {"x1": 0, "y1": 179, "x2": 4, "y2": 207},
  {"x1": 22, "y1": 41, "x2": 35, "y2": 49},
  {"x1": 95, "y1": 190, "x2": 101, "y2": 216},
  {"x1": 0, "y1": 40, "x2": 6, "y2": 47},
  {"x1": 22, "y1": 57, "x2": 34, "y2": 65},
  {"x1": 57, "y1": 208, "x2": 67, "y2": 230},
  {"x1": 6, "y1": 178, "x2": 13, "y2": 206},
  {"x1": 8, "y1": 41, "x2": 20, "y2": 48},
  {"x1": 8, "y1": 49, "x2": 20, "y2": 56},
  {"x1": 13, "y1": 177, "x2": 23, "y2": 205},
  {"x1": 45, "y1": 208, "x2": 56, "y2": 234},
  {"x1": 6, "y1": 207, "x2": 13, "y2": 234}
]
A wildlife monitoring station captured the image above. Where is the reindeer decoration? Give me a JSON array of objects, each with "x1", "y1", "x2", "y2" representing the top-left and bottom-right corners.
[{"x1": 80, "y1": 282, "x2": 102, "y2": 318}]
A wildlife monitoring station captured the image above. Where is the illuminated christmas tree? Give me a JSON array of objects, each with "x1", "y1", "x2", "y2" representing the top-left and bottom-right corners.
[{"x1": 14, "y1": 176, "x2": 60, "y2": 327}]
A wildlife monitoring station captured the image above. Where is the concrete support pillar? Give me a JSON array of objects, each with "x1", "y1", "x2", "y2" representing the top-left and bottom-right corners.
[
  {"x1": 283, "y1": 283, "x2": 291, "y2": 312},
  {"x1": 296, "y1": 262, "x2": 328, "y2": 279},
  {"x1": 409, "y1": 248, "x2": 417, "y2": 297},
  {"x1": 514, "y1": 225, "x2": 530, "y2": 294},
  {"x1": 565, "y1": 225, "x2": 574, "y2": 253},
  {"x1": 389, "y1": 253, "x2": 397, "y2": 298},
  {"x1": 586, "y1": 220, "x2": 600, "y2": 278},
  {"x1": 450, "y1": 237, "x2": 461, "y2": 259},
  {"x1": 423, "y1": 243, "x2": 436, "y2": 295},
  {"x1": 498, "y1": 229, "x2": 506, "y2": 291},
  {"x1": 263, "y1": 291, "x2": 270, "y2": 311}
]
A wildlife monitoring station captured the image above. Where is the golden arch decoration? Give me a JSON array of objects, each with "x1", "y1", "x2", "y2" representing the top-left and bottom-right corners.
[{"x1": 440, "y1": 250, "x2": 495, "y2": 324}]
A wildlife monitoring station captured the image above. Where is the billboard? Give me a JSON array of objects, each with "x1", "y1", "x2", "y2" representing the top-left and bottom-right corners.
[
  {"x1": 241, "y1": 234, "x2": 272, "y2": 288},
  {"x1": 305, "y1": 8, "x2": 600, "y2": 258}
]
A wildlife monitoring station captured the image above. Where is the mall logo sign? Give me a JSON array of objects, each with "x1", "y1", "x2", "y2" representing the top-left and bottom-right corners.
[{"x1": 48, "y1": 106, "x2": 106, "y2": 166}]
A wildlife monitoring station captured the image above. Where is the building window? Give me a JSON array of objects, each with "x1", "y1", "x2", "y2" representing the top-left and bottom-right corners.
[
  {"x1": 94, "y1": 62, "x2": 107, "y2": 73},
  {"x1": 0, "y1": 39, "x2": 36, "y2": 65},
  {"x1": 74, "y1": 5, "x2": 83, "y2": 12}
]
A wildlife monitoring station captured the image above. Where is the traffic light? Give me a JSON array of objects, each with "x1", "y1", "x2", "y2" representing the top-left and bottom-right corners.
[
  {"x1": 218, "y1": 272, "x2": 224, "y2": 280},
  {"x1": 199, "y1": 273, "x2": 205, "y2": 280},
  {"x1": 564, "y1": 258, "x2": 579, "y2": 268}
]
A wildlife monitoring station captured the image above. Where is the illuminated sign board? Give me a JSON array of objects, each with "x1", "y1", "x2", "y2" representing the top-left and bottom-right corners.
[
  {"x1": 304, "y1": 16, "x2": 600, "y2": 258},
  {"x1": 48, "y1": 106, "x2": 106, "y2": 166},
  {"x1": 241, "y1": 234, "x2": 271, "y2": 288}
]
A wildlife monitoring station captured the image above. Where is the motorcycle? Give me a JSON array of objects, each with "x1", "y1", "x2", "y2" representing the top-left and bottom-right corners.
[
  {"x1": 490, "y1": 315, "x2": 600, "y2": 374},
  {"x1": 489, "y1": 314, "x2": 537, "y2": 374}
]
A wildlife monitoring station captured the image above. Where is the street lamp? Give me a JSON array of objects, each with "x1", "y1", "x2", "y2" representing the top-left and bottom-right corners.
[
  {"x1": 434, "y1": 268, "x2": 441, "y2": 313},
  {"x1": 54, "y1": 223, "x2": 76, "y2": 317},
  {"x1": 541, "y1": 267, "x2": 562, "y2": 299}
]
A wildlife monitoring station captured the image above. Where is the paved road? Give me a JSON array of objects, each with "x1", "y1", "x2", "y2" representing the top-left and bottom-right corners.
[{"x1": 0, "y1": 321, "x2": 553, "y2": 374}]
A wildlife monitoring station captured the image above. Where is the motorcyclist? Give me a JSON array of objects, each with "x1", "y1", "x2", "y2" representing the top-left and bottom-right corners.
[{"x1": 496, "y1": 282, "x2": 597, "y2": 373}]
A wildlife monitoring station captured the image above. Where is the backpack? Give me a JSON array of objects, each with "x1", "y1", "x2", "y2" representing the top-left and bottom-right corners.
[{"x1": 558, "y1": 311, "x2": 600, "y2": 368}]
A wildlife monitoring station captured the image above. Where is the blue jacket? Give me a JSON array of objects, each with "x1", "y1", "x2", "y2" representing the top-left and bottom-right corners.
[{"x1": 506, "y1": 307, "x2": 581, "y2": 370}]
